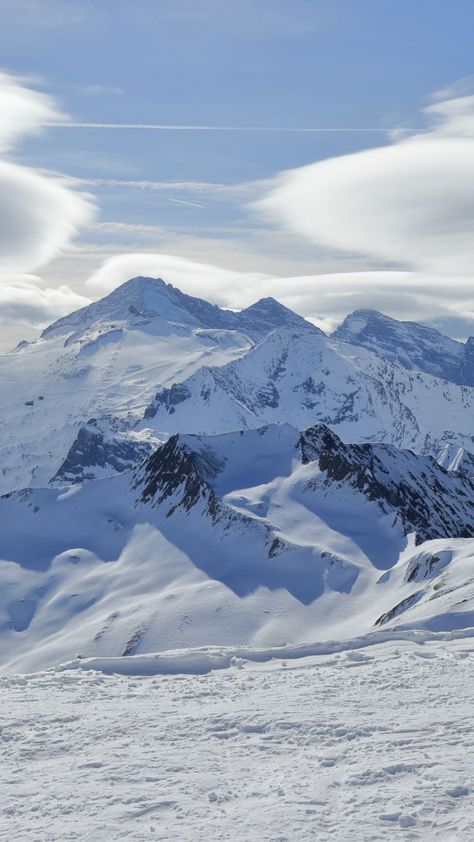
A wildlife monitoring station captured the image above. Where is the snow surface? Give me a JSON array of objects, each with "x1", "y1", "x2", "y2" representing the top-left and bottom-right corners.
[{"x1": 2, "y1": 631, "x2": 474, "y2": 840}]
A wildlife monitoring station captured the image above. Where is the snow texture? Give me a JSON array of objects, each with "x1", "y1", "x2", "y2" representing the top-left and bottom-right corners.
[{"x1": 1, "y1": 632, "x2": 474, "y2": 840}]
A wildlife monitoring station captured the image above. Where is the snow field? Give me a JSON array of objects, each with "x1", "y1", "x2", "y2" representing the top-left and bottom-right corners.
[{"x1": 2, "y1": 634, "x2": 474, "y2": 841}]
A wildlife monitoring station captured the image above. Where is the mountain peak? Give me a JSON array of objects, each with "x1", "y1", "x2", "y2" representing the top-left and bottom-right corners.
[
  {"x1": 333, "y1": 308, "x2": 464, "y2": 383},
  {"x1": 237, "y1": 295, "x2": 320, "y2": 338},
  {"x1": 41, "y1": 274, "x2": 317, "y2": 343}
]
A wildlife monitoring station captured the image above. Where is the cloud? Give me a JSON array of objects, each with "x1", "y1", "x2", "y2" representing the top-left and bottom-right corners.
[
  {"x1": 0, "y1": 162, "x2": 94, "y2": 273},
  {"x1": 255, "y1": 94, "x2": 474, "y2": 276},
  {"x1": 0, "y1": 276, "x2": 90, "y2": 328},
  {"x1": 86, "y1": 253, "x2": 272, "y2": 302},
  {"x1": 0, "y1": 69, "x2": 63, "y2": 151},
  {"x1": 0, "y1": 72, "x2": 94, "y2": 274},
  {"x1": 0, "y1": 71, "x2": 94, "y2": 340},
  {"x1": 85, "y1": 253, "x2": 474, "y2": 339}
]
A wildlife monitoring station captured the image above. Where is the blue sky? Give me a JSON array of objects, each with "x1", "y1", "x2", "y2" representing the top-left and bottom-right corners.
[{"x1": 1, "y1": 0, "x2": 474, "y2": 345}]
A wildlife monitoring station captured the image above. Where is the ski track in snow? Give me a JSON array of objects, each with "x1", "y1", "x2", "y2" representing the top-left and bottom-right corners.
[{"x1": 2, "y1": 636, "x2": 474, "y2": 841}]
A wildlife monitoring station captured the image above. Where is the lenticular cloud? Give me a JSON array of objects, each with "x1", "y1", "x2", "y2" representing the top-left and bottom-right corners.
[
  {"x1": 0, "y1": 71, "x2": 94, "y2": 329},
  {"x1": 255, "y1": 95, "x2": 474, "y2": 276}
]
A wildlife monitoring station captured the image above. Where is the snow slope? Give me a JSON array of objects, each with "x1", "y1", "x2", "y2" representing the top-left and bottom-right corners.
[
  {"x1": 1, "y1": 423, "x2": 474, "y2": 673},
  {"x1": 2, "y1": 278, "x2": 474, "y2": 676}
]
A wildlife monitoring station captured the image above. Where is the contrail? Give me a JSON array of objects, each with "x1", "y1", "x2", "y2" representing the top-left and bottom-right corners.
[
  {"x1": 43, "y1": 122, "x2": 399, "y2": 133},
  {"x1": 166, "y1": 196, "x2": 205, "y2": 208}
]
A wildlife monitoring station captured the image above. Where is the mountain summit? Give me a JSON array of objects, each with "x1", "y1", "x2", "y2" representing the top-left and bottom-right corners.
[{"x1": 42, "y1": 276, "x2": 315, "y2": 342}]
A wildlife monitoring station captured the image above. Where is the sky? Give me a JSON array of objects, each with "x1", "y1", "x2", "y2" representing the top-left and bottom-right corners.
[{"x1": 1, "y1": 0, "x2": 474, "y2": 348}]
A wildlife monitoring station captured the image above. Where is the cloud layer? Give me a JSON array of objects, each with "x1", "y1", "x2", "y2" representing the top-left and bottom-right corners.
[
  {"x1": 255, "y1": 95, "x2": 474, "y2": 276},
  {"x1": 0, "y1": 277, "x2": 90, "y2": 327},
  {"x1": 0, "y1": 71, "x2": 94, "y2": 341}
]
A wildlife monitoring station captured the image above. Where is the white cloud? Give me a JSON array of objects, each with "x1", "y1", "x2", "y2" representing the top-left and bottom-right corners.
[
  {"x1": 86, "y1": 253, "x2": 272, "y2": 304},
  {"x1": 0, "y1": 69, "x2": 63, "y2": 151},
  {"x1": 0, "y1": 71, "x2": 94, "y2": 340},
  {"x1": 0, "y1": 162, "x2": 94, "y2": 273},
  {"x1": 0, "y1": 277, "x2": 90, "y2": 327},
  {"x1": 255, "y1": 94, "x2": 474, "y2": 277}
]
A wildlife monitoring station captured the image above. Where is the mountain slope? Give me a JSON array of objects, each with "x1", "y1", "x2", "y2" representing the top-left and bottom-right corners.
[
  {"x1": 2, "y1": 422, "x2": 474, "y2": 673},
  {"x1": 0, "y1": 278, "x2": 319, "y2": 496},
  {"x1": 333, "y1": 308, "x2": 474, "y2": 385},
  {"x1": 144, "y1": 325, "x2": 474, "y2": 455}
]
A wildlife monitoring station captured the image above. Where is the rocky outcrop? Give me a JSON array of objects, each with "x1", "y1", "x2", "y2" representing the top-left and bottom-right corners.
[{"x1": 52, "y1": 419, "x2": 153, "y2": 484}]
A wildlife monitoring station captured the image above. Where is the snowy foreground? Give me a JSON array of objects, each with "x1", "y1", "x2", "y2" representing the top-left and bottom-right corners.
[{"x1": 2, "y1": 630, "x2": 474, "y2": 841}]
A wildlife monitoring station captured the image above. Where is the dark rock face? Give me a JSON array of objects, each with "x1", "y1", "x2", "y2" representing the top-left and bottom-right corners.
[
  {"x1": 144, "y1": 384, "x2": 191, "y2": 419},
  {"x1": 52, "y1": 419, "x2": 153, "y2": 484},
  {"x1": 133, "y1": 433, "x2": 288, "y2": 559},
  {"x1": 135, "y1": 421, "x2": 474, "y2": 548},
  {"x1": 135, "y1": 435, "x2": 222, "y2": 519},
  {"x1": 375, "y1": 592, "x2": 423, "y2": 626},
  {"x1": 298, "y1": 425, "x2": 340, "y2": 464},
  {"x1": 300, "y1": 424, "x2": 474, "y2": 544}
]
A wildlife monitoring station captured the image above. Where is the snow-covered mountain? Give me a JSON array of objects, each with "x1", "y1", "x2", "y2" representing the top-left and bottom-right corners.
[
  {"x1": 333, "y1": 308, "x2": 474, "y2": 385},
  {"x1": 0, "y1": 278, "x2": 316, "y2": 495},
  {"x1": 2, "y1": 276, "x2": 474, "y2": 673},
  {"x1": 43, "y1": 276, "x2": 312, "y2": 342},
  {"x1": 144, "y1": 324, "x2": 474, "y2": 455},
  {"x1": 1, "y1": 421, "x2": 474, "y2": 673}
]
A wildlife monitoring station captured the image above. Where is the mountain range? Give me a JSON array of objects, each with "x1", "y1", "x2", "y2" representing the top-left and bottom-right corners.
[{"x1": 1, "y1": 275, "x2": 474, "y2": 672}]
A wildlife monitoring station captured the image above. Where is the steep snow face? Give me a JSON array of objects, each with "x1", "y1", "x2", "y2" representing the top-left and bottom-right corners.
[
  {"x1": 235, "y1": 296, "x2": 319, "y2": 339},
  {"x1": 462, "y1": 336, "x2": 474, "y2": 386},
  {"x1": 144, "y1": 326, "x2": 474, "y2": 455},
  {"x1": 1, "y1": 423, "x2": 474, "y2": 673},
  {"x1": 332, "y1": 308, "x2": 472, "y2": 385},
  {"x1": 146, "y1": 423, "x2": 474, "y2": 549}
]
